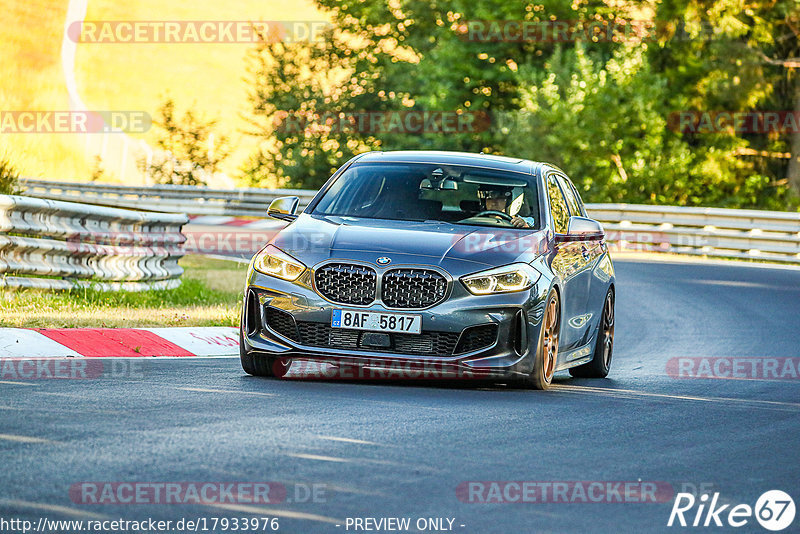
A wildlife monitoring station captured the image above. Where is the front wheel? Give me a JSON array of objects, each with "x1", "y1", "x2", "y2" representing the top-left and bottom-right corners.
[
  {"x1": 239, "y1": 329, "x2": 286, "y2": 377},
  {"x1": 569, "y1": 288, "x2": 614, "y2": 379},
  {"x1": 522, "y1": 290, "x2": 560, "y2": 390}
]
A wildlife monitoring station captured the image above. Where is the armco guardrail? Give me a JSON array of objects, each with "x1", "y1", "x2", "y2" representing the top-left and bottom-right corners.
[
  {"x1": 20, "y1": 178, "x2": 316, "y2": 217},
  {"x1": 19, "y1": 179, "x2": 800, "y2": 264},
  {"x1": 588, "y1": 204, "x2": 800, "y2": 264},
  {"x1": 0, "y1": 195, "x2": 188, "y2": 290}
]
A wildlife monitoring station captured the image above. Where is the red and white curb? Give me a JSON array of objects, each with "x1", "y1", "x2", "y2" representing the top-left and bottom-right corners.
[{"x1": 0, "y1": 327, "x2": 239, "y2": 358}]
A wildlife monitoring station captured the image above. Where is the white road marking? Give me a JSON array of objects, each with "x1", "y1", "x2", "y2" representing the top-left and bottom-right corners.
[
  {"x1": 0, "y1": 433, "x2": 56, "y2": 444},
  {"x1": 0, "y1": 404, "x2": 122, "y2": 415},
  {"x1": 0, "y1": 498, "x2": 107, "y2": 519},
  {"x1": 0, "y1": 380, "x2": 37, "y2": 386},
  {"x1": 552, "y1": 384, "x2": 800, "y2": 411},
  {"x1": 690, "y1": 279, "x2": 800, "y2": 291},
  {"x1": 613, "y1": 253, "x2": 800, "y2": 271},
  {"x1": 286, "y1": 453, "x2": 350, "y2": 463},
  {"x1": 175, "y1": 387, "x2": 277, "y2": 397},
  {"x1": 317, "y1": 435, "x2": 382, "y2": 446}
]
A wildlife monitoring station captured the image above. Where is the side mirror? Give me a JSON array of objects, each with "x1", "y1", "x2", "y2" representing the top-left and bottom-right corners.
[
  {"x1": 267, "y1": 196, "x2": 299, "y2": 222},
  {"x1": 557, "y1": 216, "x2": 605, "y2": 241}
]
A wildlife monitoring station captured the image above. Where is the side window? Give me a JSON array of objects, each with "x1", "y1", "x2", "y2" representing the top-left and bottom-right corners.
[
  {"x1": 556, "y1": 175, "x2": 581, "y2": 218},
  {"x1": 567, "y1": 180, "x2": 587, "y2": 217},
  {"x1": 546, "y1": 174, "x2": 570, "y2": 234}
]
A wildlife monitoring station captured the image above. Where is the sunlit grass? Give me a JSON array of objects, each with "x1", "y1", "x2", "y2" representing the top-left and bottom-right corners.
[
  {"x1": 0, "y1": 255, "x2": 247, "y2": 328},
  {"x1": 74, "y1": 0, "x2": 325, "y2": 184},
  {"x1": 2, "y1": 0, "x2": 324, "y2": 184},
  {"x1": 0, "y1": 0, "x2": 94, "y2": 180}
]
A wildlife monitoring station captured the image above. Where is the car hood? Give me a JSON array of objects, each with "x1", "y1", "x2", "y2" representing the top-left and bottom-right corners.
[{"x1": 270, "y1": 214, "x2": 547, "y2": 275}]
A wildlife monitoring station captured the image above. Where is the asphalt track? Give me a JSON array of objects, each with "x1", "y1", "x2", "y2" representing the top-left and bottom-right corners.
[{"x1": 1, "y1": 259, "x2": 799, "y2": 533}]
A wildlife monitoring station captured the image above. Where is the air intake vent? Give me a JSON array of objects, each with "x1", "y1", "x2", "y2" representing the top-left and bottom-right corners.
[
  {"x1": 454, "y1": 324, "x2": 499, "y2": 354},
  {"x1": 296, "y1": 322, "x2": 460, "y2": 356},
  {"x1": 266, "y1": 307, "x2": 300, "y2": 342},
  {"x1": 245, "y1": 290, "x2": 260, "y2": 336}
]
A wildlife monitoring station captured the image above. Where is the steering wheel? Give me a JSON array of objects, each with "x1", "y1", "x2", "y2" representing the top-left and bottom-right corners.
[{"x1": 474, "y1": 210, "x2": 513, "y2": 222}]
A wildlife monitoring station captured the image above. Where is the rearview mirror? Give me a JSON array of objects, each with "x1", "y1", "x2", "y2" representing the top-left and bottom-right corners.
[
  {"x1": 267, "y1": 196, "x2": 299, "y2": 222},
  {"x1": 565, "y1": 216, "x2": 604, "y2": 241},
  {"x1": 420, "y1": 178, "x2": 458, "y2": 191}
]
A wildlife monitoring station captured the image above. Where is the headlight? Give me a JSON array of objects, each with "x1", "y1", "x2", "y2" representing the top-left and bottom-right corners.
[
  {"x1": 461, "y1": 263, "x2": 541, "y2": 295},
  {"x1": 253, "y1": 245, "x2": 306, "y2": 281}
]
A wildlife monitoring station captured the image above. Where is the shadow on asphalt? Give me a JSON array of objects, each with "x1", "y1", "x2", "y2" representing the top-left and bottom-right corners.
[{"x1": 237, "y1": 371, "x2": 626, "y2": 394}]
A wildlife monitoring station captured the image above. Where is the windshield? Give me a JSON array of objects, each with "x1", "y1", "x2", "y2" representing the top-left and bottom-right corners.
[{"x1": 312, "y1": 162, "x2": 541, "y2": 229}]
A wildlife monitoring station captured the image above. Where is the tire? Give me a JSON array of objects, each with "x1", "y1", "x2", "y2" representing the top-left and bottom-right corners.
[
  {"x1": 569, "y1": 288, "x2": 614, "y2": 379},
  {"x1": 522, "y1": 290, "x2": 560, "y2": 390},
  {"x1": 239, "y1": 329, "x2": 282, "y2": 377}
]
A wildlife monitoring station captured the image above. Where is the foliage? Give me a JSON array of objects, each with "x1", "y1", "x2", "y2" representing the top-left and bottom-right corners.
[
  {"x1": 89, "y1": 155, "x2": 108, "y2": 182},
  {"x1": 0, "y1": 156, "x2": 20, "y2": 195},
  {"x1": 140, "y1": 98, "x2": 230, "y2": 186},
  {"x1": 244, "y1": 0, "x2": 800, "y2": 210}
]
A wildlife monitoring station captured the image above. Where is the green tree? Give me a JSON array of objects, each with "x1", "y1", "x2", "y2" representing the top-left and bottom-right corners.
[
  {"x1": 648, "y1": 0, "x2": 799, "y2": 208},
  {"x1": 141, "y1": 99, "x2": 230, "y2": 186},
  {"x1": 504, "y1": 44, "x2": 698, "y2": 205},
  {"x1": 244, "y1": 0, "x2": 798, "y2": 209},
  {"x1": 243, "y1": 32, "x2": 378, "y2": 189},
  {"x1": 0, "y1": 156, "x2": 20, "y2": 195},
  {"x1": 245, "y1": 0, "x2": 616, "y2": 189}
]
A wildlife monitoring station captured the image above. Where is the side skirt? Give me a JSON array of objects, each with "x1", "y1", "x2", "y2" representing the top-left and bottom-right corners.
[{"x1": 555, "y1": 341, "x2": 594, "y2": 372}]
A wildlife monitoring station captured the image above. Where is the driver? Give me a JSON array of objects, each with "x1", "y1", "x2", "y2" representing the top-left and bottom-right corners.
[{"x1": 479, "y1": 187, "x2": 535, "y2": 228}]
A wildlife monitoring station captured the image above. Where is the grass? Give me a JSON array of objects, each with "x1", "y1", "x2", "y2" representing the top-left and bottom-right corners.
[
  {"x1": 0, "y1": 255, "x2": 248, "y2": 328},
  {"x1": 1, "y1": 0, "x2": 323, "y2": 184},
  {"x1": 74, "y1": 0, "x2": 324, "y2": 184},
  {"x1": 0, "y1": 0, "x2": 94, "y2": 180}
]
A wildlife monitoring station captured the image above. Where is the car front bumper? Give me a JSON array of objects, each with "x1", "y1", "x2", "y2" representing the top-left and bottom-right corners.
[{"x1": 241, "y1": 269, "x2": 550, "y2": 379}]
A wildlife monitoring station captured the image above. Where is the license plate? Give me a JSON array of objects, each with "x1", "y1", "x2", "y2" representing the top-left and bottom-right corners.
[{"x1": 331, "y1": 309, "x2": 422, "y2": 335}]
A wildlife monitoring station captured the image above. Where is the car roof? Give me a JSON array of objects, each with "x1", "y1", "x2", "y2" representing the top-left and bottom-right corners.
[{"x1": 355, "y1": 150, "x2": 556, "y2": 176}]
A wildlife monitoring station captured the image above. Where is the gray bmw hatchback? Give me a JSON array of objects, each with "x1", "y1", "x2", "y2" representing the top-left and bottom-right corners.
[{"x1": 240, "y1": 151, "x2": 615, "y2": 389}]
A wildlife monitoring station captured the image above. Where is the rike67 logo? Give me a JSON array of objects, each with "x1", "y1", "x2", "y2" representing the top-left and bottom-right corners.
[{"x1": 668, "y1": 490, "x2": 795, "y2": 531}]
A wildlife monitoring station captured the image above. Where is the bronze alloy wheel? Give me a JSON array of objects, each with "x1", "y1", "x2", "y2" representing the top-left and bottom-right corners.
[
  {"x1": 525, "y1": 290, "x2": 560, "y2": 389},
  {"x1": 542, "y1": 294, "x2": 560, "y2": 382}
]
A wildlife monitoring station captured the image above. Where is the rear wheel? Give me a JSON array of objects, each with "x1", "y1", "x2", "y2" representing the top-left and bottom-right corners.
[
  {"x1": 569, "y1": 288, "x2": 614, "y2": 378},
  {"x1": 522, "y1": 290, "x2": 560, "y2": 390}
]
